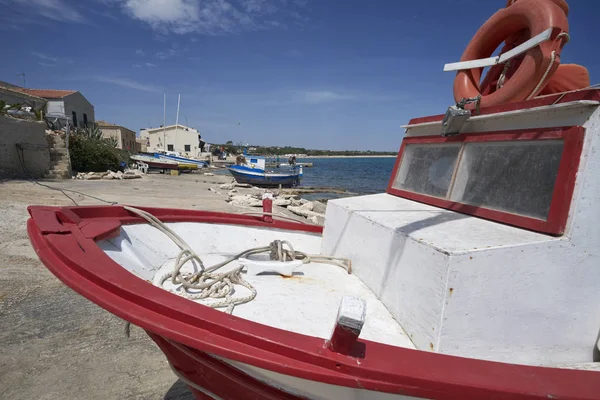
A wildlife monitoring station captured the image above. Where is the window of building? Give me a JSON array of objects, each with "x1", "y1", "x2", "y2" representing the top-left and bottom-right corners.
[
  {"x1": 388, "y1": 127, "x2": 584, "y2": 235},
  {"x1": 72, "y1": 111, "x2": 78, "y2": 128},
  {"x1": 167, "y1": 144, "x2": 174, "y2": 151},
  {"x1": 184, "y1": 144, "x2": 191, "y2": 152},
  {"x1": 83, "y1": 113, "x2": 88, "y2": 127}
]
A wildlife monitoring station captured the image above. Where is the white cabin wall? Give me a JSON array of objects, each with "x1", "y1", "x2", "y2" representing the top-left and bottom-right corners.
[
  {"x1": 322, "y1": 200, "x2": 448, "y2": 351},
  {"x1": 434, "y1": 107, "x2": 600, "y2": 365}
]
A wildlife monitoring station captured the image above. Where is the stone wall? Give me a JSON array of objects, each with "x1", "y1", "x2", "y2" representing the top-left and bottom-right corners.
[{"x1": 0, "y1": 115, "x2": 50, "y2": 178}]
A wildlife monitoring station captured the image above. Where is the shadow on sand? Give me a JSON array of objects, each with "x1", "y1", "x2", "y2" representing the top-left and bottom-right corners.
[{"x1": 164, "y1": 379, "x2": 194, "y2": 400}]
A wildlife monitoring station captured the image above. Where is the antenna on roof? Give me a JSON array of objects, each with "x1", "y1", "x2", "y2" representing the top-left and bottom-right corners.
[{"x1": 16, "y1": 72, "x2": 26, "y2": 88}]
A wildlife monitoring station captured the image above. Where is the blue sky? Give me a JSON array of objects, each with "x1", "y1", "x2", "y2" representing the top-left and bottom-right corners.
[{"x1": 1, "y1": 0, "x2": 598, "y2": 150}]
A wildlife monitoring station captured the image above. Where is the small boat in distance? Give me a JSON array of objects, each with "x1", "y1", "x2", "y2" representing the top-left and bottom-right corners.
[
  {"x1": 131, "y1": 154, "x2": 198, "y2": 173},
  {"x1": 228, "y1": 155, "x2": 303, "y2": 187},
  {"x1": 155, "y1": 151, "x2": 208, "y2": 168}
]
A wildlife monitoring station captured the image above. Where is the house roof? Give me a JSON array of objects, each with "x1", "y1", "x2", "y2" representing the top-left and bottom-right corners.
[
  {"x1": 17, "y1": 89, "x2": 77, "y2": 99},
  {"x1": 95, "y1": 120, "x2": 118, "y2": 127},
  {"x1": 143, "y1": 124, "x2": 197, "y2": 133},
  {"x1": 0, "y1": 85, "x2": 47, "y2": 102}
]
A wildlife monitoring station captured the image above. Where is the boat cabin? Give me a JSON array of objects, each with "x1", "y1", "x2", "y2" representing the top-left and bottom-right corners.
[
  {"x1": 321, "y1": 89, "x2": 600, "y2": 366},
  {"x1": 235, "y1": 155, "x2": 266, "y2": 172}
]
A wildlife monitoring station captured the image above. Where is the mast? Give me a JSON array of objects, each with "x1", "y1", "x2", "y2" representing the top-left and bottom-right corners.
[
  {"x1": 163, "y1": 94, "x2": 166, "y2": 151},
  {"x1": 174, "y1": 93, "x2": 181, "y2": 151}
]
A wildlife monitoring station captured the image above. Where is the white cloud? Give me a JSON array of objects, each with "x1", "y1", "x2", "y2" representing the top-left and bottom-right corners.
[
  {"x1": 132, "y1": 63, "x2": 142, "y2": 68},
  {"x1": 135, "y1": 49, "x2": 145, "y2": 55},
  {"x1": 145, "y1": 62, "x2": 157, "y2": 67},
  {"x1": 31, "y1": 52, "x2": 58, "y2": 62},
  {"x1": 4, "y1": 0, "x2": 85, "y2": 23},
  {"x1": 113, "y1": 0, "x2": 306, "y2": 35},
  {"x1": 297, "y1": 91, "x2": 356, "y2": 104},
  {"x1": 93, "y1": 76, "x2": 161, "y2": 92}
]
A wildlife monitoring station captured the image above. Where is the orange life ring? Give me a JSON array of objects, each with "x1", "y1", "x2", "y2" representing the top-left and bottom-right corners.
[{"x1": 453, "y1": 0, "x2": 569, "y2": 108}]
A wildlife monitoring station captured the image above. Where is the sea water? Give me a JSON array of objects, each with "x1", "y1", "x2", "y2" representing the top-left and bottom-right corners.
[{"x1": 297, "y1": 157, "x2": 396, "y2": 200}]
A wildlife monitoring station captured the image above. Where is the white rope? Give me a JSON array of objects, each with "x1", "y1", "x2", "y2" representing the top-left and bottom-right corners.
[
  {"x1": 123, "y1": 206, "x2": 352, "y2": 314},
  {"x1": 527, "y1": 50, "x2": 556, "y2": 100},
  {"x1": 526, "y1": 32, "x2": 570, "y2": 100}
]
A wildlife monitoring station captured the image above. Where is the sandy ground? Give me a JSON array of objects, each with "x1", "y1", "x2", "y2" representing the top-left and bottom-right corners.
[{"x1": 0, "y1": 172, "x2": 306, "y2": 400}]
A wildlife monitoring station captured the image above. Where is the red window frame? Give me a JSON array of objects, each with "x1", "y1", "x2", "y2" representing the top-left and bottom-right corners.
[{"x1": 386, "y1": 126, "x2": 585, "y2": 235}]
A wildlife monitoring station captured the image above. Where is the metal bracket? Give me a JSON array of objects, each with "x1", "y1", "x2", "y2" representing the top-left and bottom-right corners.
[
  {"x1": 443, "y1": 28, "x2": 553, "y2": 72},
  {"x1": 441, "y1": 96, "x2": 480, "y2": 137}
]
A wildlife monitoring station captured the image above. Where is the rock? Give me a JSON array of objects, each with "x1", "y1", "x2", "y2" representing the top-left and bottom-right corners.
[
  {"x1": 290, "y1": 199, "x2": 302, "y2": 207},
  {"x1": 300, "y1": 201, "x2": 314, "y2": 211},
  {"x1": 204, "y1": 172, "x2": 215, "y2": 176},
  {"x1": 122, "y1": 174, "x2": 141, "y2": 179},
  {"x1": 287, "y1": 205, "x2": 325, "y2": 224},
  {"x1": 220, "y1": 183, "x2": 235, "y2": 190},
  {"x1": 229, "y1": 194, "x2": 263, "y2": 207},
  {"x1": 308, "y1": 216, "x2": 319, "y2": 225},
  {"x1": 101, "y1": 174, "x2": 113, "y2": 180},
  {"x1": 274, "y1": 198, "x2": 291, "y2": 207},
  {"x1": 227, "y1": 189, "x2": 238, "y2": 195},
  {"x1": 234, "y1": 183, "x2": 252, "y2": 188},
  {"x1": 312, "y1": 201, "x2": 327, "y2": 214},
  {"x1": 87, "y1": 175, "x2": 102, "y2": 180},
  {"x1": 208, "y1": 188, "x2": 217, "y2": 192}
]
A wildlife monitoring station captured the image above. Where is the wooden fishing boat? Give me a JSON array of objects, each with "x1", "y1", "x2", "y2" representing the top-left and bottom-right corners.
[
  {"x1": 131, "y1": 154, "x2": 198, "y2": 172},
  {"x1": 27, "y1": 87, "x2": 600, "y2": 399},
  {"x1": 25, "y1": 1, "x2": 600, "y2": 398},
  {"x1": 228, "y1": 155, "x2": 303, "y2": 187}
]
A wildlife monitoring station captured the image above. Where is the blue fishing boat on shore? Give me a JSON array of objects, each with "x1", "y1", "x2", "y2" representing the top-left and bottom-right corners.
[
  {"x1": 155, "y1": 151, "x2": 209, "y2": 168},
  {"x1": 228, "y1": 155, "x2": 302, "y2": 187}
]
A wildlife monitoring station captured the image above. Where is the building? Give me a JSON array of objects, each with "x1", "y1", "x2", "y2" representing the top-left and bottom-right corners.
[
  {"x1": 0, "y1": 81, "x2": 95, "y2": 128},
  {"x1": 135, "y1": 138, "x2": 147, "y2": 153},
  {"x1": 96, "y1": 121, "x2": 137, "y2": 151},
  {"x1": 18, "y1": 89, "x2": 95, "y2": 128},
  {"x1": 0, "y1": 84, "x2": 47, "y2": 111},
  {"x1": 140, "y1": 124, "x2": 202, "y2": 157}
]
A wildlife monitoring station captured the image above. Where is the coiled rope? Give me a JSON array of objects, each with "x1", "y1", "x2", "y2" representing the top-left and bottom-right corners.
[{"x1": 123, "y1": 206, "x2": 351, "y2": 314}]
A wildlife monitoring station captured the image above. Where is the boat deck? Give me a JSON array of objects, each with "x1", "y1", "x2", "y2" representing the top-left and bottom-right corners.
[{"x1": 98, "y1": 222, "x2": 416, "y2": 349}]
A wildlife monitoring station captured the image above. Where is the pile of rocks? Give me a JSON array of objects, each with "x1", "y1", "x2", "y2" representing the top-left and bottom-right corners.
[
  {"x1": 222, "y1": 185, "x2": 326, "y2": 225},
  {"x1": 74, "y1": 170, "x2": 143, "y2": 180}
]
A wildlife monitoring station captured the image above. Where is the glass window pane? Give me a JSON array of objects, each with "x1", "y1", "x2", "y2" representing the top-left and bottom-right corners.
[
  {"x1": 392, "y1": 143, "x2": 461, "y2": 198},
  {"x1": 450, "y1": 140, "x2": 563, "y2": 219}
]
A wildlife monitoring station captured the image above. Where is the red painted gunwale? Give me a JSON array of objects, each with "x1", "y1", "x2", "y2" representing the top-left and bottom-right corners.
[
  {"x1": 387, "y1": 126, "x2": 584, "y2": 235},
  {"x1": 26, "y1": 205, "x2": 600, "y2": 399}
]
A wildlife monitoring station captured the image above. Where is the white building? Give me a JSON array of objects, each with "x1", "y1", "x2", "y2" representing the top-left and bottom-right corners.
[
  {"x1": 140, "y1": 124, "x2": 203, "y2": 157},
  {"x1": 15, "y1": 88, "x2": 94, "y2": 128}
]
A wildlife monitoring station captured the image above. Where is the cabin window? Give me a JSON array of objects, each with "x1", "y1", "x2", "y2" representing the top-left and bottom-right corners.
[
  {"x1": 250, "y1": 158, "x2": 258, "y2": 163},
  {"x1": 83, "y1": 113, "x2": 88, "y2": 127},
  {"x1": 392, "y1": 143, "x2": 461, "y2": 198},
  {"x1": 450, "y1": 141, "x2": 563, "y2": 220},
  {"x1": 388, "y1": 127, "x2": 584, "y2": 235},
  {"x1": 184, "y1": 145, "x2": 191, "y2": 152},
  {"x1": 167, "y1": 144, "x2": 174, "y2": 151}
]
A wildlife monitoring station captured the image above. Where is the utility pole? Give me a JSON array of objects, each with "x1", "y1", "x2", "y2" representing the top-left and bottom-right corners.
[{"x1": 16, "y1": 72, "x2": 26, "y2": 88}]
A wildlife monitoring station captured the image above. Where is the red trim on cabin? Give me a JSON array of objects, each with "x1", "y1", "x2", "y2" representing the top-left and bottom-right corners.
[
  {"x1": 408, "y1": 88, "x2": 600, "y2": 125},
  {"x1": 387, "y1": 126, "x2": 584, "y2": 235},
  {"x1": 26, "y1": 205, "x2": 600, "y2": 400}
]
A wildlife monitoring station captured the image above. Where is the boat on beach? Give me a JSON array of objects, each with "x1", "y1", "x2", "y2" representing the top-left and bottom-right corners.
[
  {"x1": 131, "y1": 154, "x2": 198, "y2": 172},
  {"x1": 228, "y1": 155, "x2": 303, "y2": 187},
  {"x1": 25, "y1": 0, "x2": 600, "y2": 398},
  {"x1": 156, "y1": 151, "x2": 208, "y2": 168}
]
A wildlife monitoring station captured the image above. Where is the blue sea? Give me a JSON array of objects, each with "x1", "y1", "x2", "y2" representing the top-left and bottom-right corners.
[{"x1": 296, "y1": 157, "x2": 396, "y2": 200}]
